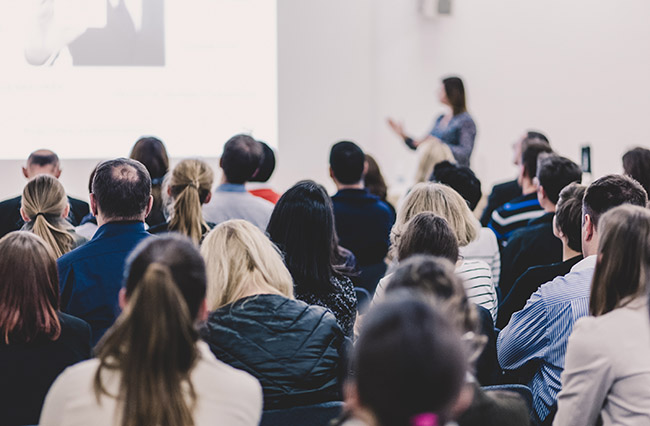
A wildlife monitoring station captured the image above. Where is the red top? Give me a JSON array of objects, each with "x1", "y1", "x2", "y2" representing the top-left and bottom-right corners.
[{"x1": 249, "y1": 188, "x2": 281, "y2": 204}]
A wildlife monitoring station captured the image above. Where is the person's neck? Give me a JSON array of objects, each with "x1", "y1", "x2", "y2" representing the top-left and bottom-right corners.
[
  {"x1": 542, "y1": 202, "x2": 556, "y2": 214},
  {"x1": 96, "y1": 215, "x2": 144, "y2": 228},
  {"x1": 336, "y1": 182, "x2": 364, "y2": 191},
  {"x1": 521, "y1": 179, "x2": 536, "y2": 195},
  {"x1": 563, "y1": 244, "x2": 581, "y2": 262}
]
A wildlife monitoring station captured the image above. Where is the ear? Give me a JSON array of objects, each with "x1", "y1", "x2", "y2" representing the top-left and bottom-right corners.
[
  {"x1": 167, "y1": 185, "x2": 172, "y2": 196},
  {"x1": 53, "y1": 167, "x2": 62, "y2": 179},
  {"x1": 583, "y1": 213, "x2": 595, "y2": 243},
  {"x1": 20, "y1": 207, "x2": 30, "y2": 223},
  {"x1": 204, "y1": 191, "x2": 212, "y2": 205},
  {"x1": 537, "y1": 185, "x2": 548, "y2": 202},
  {"x1": 144, "y1": 195, "x2": 154, "y2": 218},
  {"x1": 118, "y1": 287, "x2": 128, "y2": 310},
  {"x1": 62, "y1": 203, "x2": 70, "y2": 219},
  {"x1": 197, "y1": 298, "x2": 209, "y2": 322},
  {"x1": 22, "y1": 167, "x2": 29, "y2": 179},
  {"x1": 329, "y1": 166, "x2": 334, "y2": 179},
  {"x1": 89, "y1": 193, "x2": 99, "y2": 216}
]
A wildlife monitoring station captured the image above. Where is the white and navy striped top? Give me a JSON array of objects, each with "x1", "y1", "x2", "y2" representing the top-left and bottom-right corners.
[
  {"x1": 461, "y1": 227, "x2": 501, "y2": 291},
  {"x1": 488, "y1": 192, "x2": 545, "y2": 242},
  {"x1": 496, "y1": 255, "x2": 596, "y2": 422}
]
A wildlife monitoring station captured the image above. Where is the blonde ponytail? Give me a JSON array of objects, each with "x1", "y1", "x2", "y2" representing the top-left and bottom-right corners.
[
  {"x1": 21, "y1": 175, "x2": 74, "y2": 257},
  {"x1": 168, "y1": 160, "x2": 214, "y2": 244}
]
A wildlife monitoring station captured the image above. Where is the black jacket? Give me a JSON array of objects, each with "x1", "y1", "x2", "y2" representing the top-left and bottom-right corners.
[
  {"x1": 480, "y1": 179, "x2": 522, "y2": 227},
  {"x1": 0, "y1": 195, "x2": 90, "y2": 239},
  {"x1": 200, "y1": 294, "x2": 346, "y2": 410}
]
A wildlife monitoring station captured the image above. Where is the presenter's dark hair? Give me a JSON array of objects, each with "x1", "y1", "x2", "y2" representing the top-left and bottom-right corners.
[
  {"x1": 352, "y1": 293, "x2": 466, "y2": 426},
  {"x1": 443, "y1": 76, "x2": 467, "y2": 116},
  {"x1": 329, "y1": 141, "x2": 365, "y2": 184},
  {"x1": 430, "y1": 161, "x2": 482, "y2": 211},
  {"x1": 267, "y1": 180, "x2": 342, "y2": 295},
  {"x1": 94, "y1": 234, "x2": 206, "y2": 426},
  {"x1": 397, "y1": 212, "x2": 459, "y2": 263},
  {"x1": 536, "y1": 154, "x2": 582, "y2": 205},
  {"x1": 583, "y1": 174, "x2": 648, "y2": 227},
  {"x1": 554, "y1": 183, "x2": 586, "y2": 253},
  {"x1": 623, "y1": 147, "x2": 650, "y2": 195},
  {"x1": 250, "y1": 141, "x2": 276, "y2": 183},
  {"x1": 92, "y1": 158, "x2": 152, "y2": 220},
  {"x1": 220, "y1": 134, "x2": 263, "y2": 184},
  {"x1": 0, "y1": 232, "x2": 61, "y2": 344}
]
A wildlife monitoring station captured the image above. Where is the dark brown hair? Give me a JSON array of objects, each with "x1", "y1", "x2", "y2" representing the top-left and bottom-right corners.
[
  {"x1": 364, "y1": 154, "x2": 388, "y2": 201},
  {"x1": 397, "y1": 212, "x2": 459, "y2": 263},
  {"x1": 622, "y1": 147, "x2": 650, "y2": 195},
  {"x1": 0, "y1": 232, "x2": 61, "y2": 344},
  {"x1": 520, "y1": 140, "x2": 553, "y2": 180},
  {"x1": 590, "y1": 205, "x2": 650, "y2": 316},
  {"x1": 554, "y1": 183, "x2": 586, "y2": 253},
  {"x1": 583, "y1": 174, "x2": 648, "y2": 228},
  {"x1": 442, "y1": 76, "x2": 467, "y2": 116}
]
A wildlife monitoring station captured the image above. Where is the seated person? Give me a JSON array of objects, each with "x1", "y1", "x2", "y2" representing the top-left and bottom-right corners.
[
  {"x1": 0, "y1": 149, "x2": 89, "y2": 238},
  {"x1": 497, "y1": 184, "x2": 585, "y2": 329},
  {"x1": 488, "y1": 139, "x2": 553, "y2": 242},
  {"x1": 21, "y1": 174, "x2": 87, "y2": 257},
  {"x1": 499, "y1": 154, "x2": 582, "y2": 296},
  {"x1": 200, "y1": 220, "x2": 346, "y2": 410},
  {"x1": 497, "y1": 175, "x2": 647, "y2": 425},
  {"x1": 364, "y1": 154, "x2": 396, "y2": 217},
  {"x1": 622, "y1": 147, "x2": 650, "y2": 195},
  {"x1": 40, "y1": 235, "x2": 262, "y2": 426},
  {"x1": 149, "y1": 159, "x2": 215, "y2": 244},
  {"x1": 0, "y1": 232, "x2": 91, "y2": 426},
  {"x1": 202, "y1": 134, "x2": 274, "y2": 230},
  {"x1": 248, "y1": 141, "x2": 282, "y2": 204},
  {"x1": 129, "y1": 136, "x2": 170, "y2": 227}
]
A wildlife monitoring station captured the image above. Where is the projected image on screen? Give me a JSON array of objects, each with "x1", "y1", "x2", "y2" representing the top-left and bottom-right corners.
[
  {"x1": 25, "y1": 0, "x2": 165, "y2": 66},
  {"x1": 0, "y1": 0, "x2": 277, "y2": 159}
]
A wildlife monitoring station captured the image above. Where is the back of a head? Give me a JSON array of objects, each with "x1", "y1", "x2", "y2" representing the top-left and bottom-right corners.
[
  {"x1": 92, "y1": 158, "x2": 152, "y2": 221},
  {"x1": 394, "y1": 182, "x2": 479, "y2": 248},
  {"x1": 622, "y1": 147, "x2": 650, "y2": 195},
  {"x1": 431, "y1": 161, "x2": 482, "y2": 211},
  {"x1": 25, "y1": 149, "x2": 60, "y2": 177},
  {"x1": 583, "y1": 174, "x2": 648, "y2": 228},
  {"x1": 0, "y1": 232, "x2": 60, "y2": 344},
  {"x1": 364, "y1": 154, "x2": 388, "y2": 200},
  {"x1": 95, "y1": 234, "x2": 207, "y2": 426},
  {"x1": 442, "y1": 76, "x2": 467, "y2": 116},
  {"x1": 267, "y1": 180, "x2": 338, "y2": 295},
  {"x1": 414, "y1": 139, "x2": 455, "y2": 184},
  {"x1": 524, "y1": 131, "x2": 549, "y2": 145},
  {"x1": 555, "y1": 183, "x2": 586, "y2": 253},
  {"x1": 590, "y1": 205, "x2": 650, "y2": 317},
  {"x1": 220, "y1": 134, "x2": 263, "y2": 184},
  {"x1": 521, "y1": 140, "x2": 553, "y2": 179},
  {"x1": 352, "y1": 293, "x2": 467, "y2": 426},
  {"x1": 129, "y1": 137, "x2": 169, "y2": 183},
  {"x1": 21, "y1": 174, "x2": 74, "y2": 257},
  {"x1": 168, "y1": 159, "x2": 214, "y2": 244},
  {"x1": 397, "y1": 212, "x2": 459, "y2": 263},
  {"x1": 249, "y1": 141, "x2": 276, "y2": 183},
  {"x1": 329, "y1": 141, "x2": 365, "y2": 185},
  {"x1": 201, "y1": 220, "x2": 293, "y2": 310},
  {"x1": 536, "y1": 154, "x2": 582, "y2": 205}
]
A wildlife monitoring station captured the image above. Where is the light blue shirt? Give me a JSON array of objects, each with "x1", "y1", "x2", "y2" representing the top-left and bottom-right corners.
[
  {"x1": 497, "y1": 255, "x2": 597, "y2": 421},
  {"x1": 202, "y1": 183, "x2": 274, "y2": 231}
]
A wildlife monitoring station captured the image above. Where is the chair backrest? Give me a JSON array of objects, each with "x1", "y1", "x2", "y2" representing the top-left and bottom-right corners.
[
  {"x1": 355, "y1": 287, "x2": 372, "y2": 314},
  {"x1": 260, "y1": 401, "x2": 344, "y2": 426},
  {"x1": 483, "y1": 384, "x2": 534, "y2": 416}
]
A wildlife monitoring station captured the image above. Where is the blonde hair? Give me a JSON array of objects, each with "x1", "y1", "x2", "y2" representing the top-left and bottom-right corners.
[
  {"x1": 392, "y1": 182, "x2": 479, "y2": 252},
  {"x1": 414, "y1": 139, "x2": 455, "y2": 183},
  {"x1": 21, "y1": 174, "x2": 74, "y2": 258},
  {"x1": 200, "y1": 220, "x2": 294, "y2": 310},
  {"x1": 168, "y1": 159, "x2": 214, "y2": 245}
]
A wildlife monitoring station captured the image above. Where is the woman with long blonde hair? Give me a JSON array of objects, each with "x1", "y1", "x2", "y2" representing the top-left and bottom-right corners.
[
  {"x1": 21, "y1": 174, "x2": 86, "y2": 257},
  {"x1": 149, "y1": 159, "x2": 214, "y2": 244},
  {"x1": 200, "y1": 220, "x2": 346, "y2": 410}
]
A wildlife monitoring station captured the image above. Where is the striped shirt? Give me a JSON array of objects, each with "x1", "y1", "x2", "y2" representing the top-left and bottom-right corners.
[
  {"x1": 497, "y1": 255, "x2": 596, "y2": 422},
  {"x1": 461, "y1": 227, "x2": 501, "y2": 290},
  {"x1": 488, "y1": 192, "x2": 544, "y2": 242}
]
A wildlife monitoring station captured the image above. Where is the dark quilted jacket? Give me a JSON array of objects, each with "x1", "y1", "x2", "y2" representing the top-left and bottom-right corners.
[{"x1": 200, "y1": 294, "x2": 346, "y2": 410}]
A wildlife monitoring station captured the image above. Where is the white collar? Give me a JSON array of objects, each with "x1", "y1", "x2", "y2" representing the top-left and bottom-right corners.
[{"x1": 570, "y1": 255, "x2": 597, "y2": 273}]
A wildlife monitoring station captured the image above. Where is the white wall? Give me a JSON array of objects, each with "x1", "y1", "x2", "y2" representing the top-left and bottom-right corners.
[{"x1": 2, "y1": 0, "x2": 650, "y2": 201}]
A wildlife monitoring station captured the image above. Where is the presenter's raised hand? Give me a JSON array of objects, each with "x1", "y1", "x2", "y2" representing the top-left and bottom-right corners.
[{"x1": 387, "y1": 118, "x2": 406, "y2": 139}]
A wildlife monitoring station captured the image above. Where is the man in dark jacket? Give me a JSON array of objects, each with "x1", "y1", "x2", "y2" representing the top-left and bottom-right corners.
[{"x1": 0, "y1": 150, "x2": 89, "y2": 238}]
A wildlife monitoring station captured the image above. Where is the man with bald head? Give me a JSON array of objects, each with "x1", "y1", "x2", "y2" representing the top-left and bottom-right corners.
[
  {"x1": 58, "y1": 158, "x2": 153, "y2": 344},
  {"x1": 0, "y1": 149, "x2": 90, "y2": 238}
]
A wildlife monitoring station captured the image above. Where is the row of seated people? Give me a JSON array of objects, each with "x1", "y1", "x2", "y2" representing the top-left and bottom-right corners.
[{"x1": 1, "y1": 130, "x2": 650, "y2": 425}]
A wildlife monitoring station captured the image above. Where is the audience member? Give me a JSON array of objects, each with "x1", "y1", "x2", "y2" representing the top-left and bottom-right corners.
[
  {"x1": 21, "y1": 174, "x2": 87, "y2": 257},
  {"x1": 432, "y1": 161, "x2": 501, "y2": 288},
  {"x1": 480, "y1": 131, "x2": 549, "y2": 226},
  {"x1": 554, "y1": 205, "x2": 650, "y2": 426},
  {"x1": 129, "y1": 136, "x2": 169, "y2": 227},
  {"x1": 414, "y1": 138, "x2": 456, "y2": 184},
  {"x1": 149, "y1": 159, "x2": 215, "y2": 244},
  {"x1": 248, "y1": 141, "x2": 282, "y2": 204},
  {"x1": 267, "y1": 181, "x2": 357, "y2": 337},
  {"x1": 0, "y1": 232, "x2": 91, "y2": 426},
  {"x1": 202, "y1": 134, "x2": 274, "y2": 230},
  {"x1": 57, "y1": 158, "x2": 153, "y2": 344},
  {"x1": 74, "y1": 164, "x2": 100, "y2": 240},
  {"x1": 200, "y1": 220, "x2": 346, "y2": 410},
  {"x1": 499, "y1": 154, "x2": 582, "y2": 297},
  {"x1": 622, "y1": 147, "x2": 650, "y2": 195},
  {"x1": 384, "y1": 256, "x2": 530, "y2": 424},
  {"x1": 386, "y1": 182, "x2": 497, "y2": 321},
  {"x1": 487, "y1": 139, "x2": 553, "y2": 241},
  {"x1": 329, "y1": 141, "x2": 395, "y2": 293},
  {"x1": 364, "y1": 154, "x2": 396, "y2": 216},
  {"x1": 497, "y1": 184, "x2": 586, "y2": 329},
  {"x1": 40, "y1": 235, "x2": 262, "y2": 426},
  {"x1": 0, "y1": 149, "x2": 90, "y2": 238},
  {"x1": 341, "y1": 294, "x2": 467, "y2": 426},
  {"x1": 497, "y1": 174, "x2": 648, "y2": 425}
]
